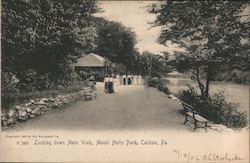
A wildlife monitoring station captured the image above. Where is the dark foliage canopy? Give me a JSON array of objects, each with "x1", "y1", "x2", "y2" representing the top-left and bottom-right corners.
[
  {"x1": 2, "y1": 0, "x2": 98, "y2": 89},
  {"x1": 153, "y1": 0, "x2": 249, "y2": 96}
]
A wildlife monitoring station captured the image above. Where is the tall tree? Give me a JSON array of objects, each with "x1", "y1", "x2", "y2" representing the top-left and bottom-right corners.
[
  {"x1": 154, "y1": 1, "x2": 249, "y2": 97},
  {"x1": 92, "y1": 17, "x2": 137, "y2": 72},
  {"x1": 2, "y1": 0, "x2": 98, "y2": 89}
]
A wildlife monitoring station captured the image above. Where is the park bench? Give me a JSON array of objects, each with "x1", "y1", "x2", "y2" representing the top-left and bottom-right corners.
[
  {"x1": 82, "y1": 87, "x2": 97, "y2": 101},
  {"x1": 181, "y1": 101, "x2": 209, "y2": 132}
]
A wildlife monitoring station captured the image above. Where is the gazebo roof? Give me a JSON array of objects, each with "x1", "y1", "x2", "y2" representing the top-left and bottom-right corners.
[{"x1": 74, "y1": 53, "x2": 106, "y2": 67}]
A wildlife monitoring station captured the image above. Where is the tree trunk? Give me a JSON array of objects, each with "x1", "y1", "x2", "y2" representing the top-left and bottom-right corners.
[
  {"x1": 205, "y1": 78, "x2": 210, "y2": 97},
  {"x1": 195, "y1": 66, "x2": 205, "y2": 96},
  {"x1": 204, "y1": 67, "x2": 211, "y2": 97}
]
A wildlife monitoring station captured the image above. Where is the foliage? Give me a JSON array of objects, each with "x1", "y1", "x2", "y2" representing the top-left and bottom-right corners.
[
  {"x1": 1, "y1": 72, "x2": 19, "y2": 93},
  {"x1": 214, "y1": 69, "x2": 250, "y2": 84},
  {"x1": 158, "y1": 78, "x2": 171, "y2": 94},
  {"x1": 148, "y1": 77, "x2": 160, "y2": 87},
  {"x1": 147, "y1": 77, "x2": 171, "y2": 95},
  {"x1": 1, "y1": 0, "x2": 98, "y2": 90},
  {"x1": 139, "y1": 51, "x2": 170, "y2": 77},
  {"x1": 1, "y1": 0, "x2": 147, "y2": 110},
  {"x1": 179, "y1": 86, "x2": 248, "y2": 128},
  {"x1": 162, "y1": 86, "x2": 171, "y2": 95},
  {"x1": 92, "y1": 17, "x2": 139, "y2": 73},
  {"x1": 2, "y1": 0, "x2": 168, "y2": 92},
  {"x1": 154, "y1": 1, "x2": 249, "y2": 97}
]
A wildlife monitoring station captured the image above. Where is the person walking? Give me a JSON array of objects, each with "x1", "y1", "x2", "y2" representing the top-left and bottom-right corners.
[
  {"x1": 116, "y1": 74, "x2": 120, "y2": 86},
  {"x1": 128, "y1": 75, "x2": 131, "y2": 85},
  {"x1": 113, "y1": 76, "x2": 119, "y2": 93},
  {"x1": 133, "y1": 75, "x2": 138, "y2": 85},
  {"x1": 122, "y1": 74, "x2": 126, "y2": 85},
  {"x1": 104, "y1": 75, "x2": 109, "y2": 93},
  {"x1": 138, "y1": 75, "x2": 142, "y2": 85},
  {"x1": 108, "y1": 76, "x2": 114, "y2": 93}
]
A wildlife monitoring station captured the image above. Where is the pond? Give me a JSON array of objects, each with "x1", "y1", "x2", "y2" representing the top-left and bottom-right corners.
[{"x1": 167, "y1": 77, "x2": 249, "y2": 114}]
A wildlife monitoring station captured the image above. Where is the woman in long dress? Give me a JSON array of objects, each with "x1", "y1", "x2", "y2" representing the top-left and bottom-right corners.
[
  {"x1": 108, "y1": 76, "x2": 114, "y2": 93},
  {"x1": 116, "y1": 74, "x2": 120, "y2": 86},
  {"x1": 138, "y1": 75, "x2": 142, "y2": 85},
  {"x1": 122, "y1": 75, "x2": 126, "y2": 85},
  {"x1": 104, "y1": 75, "x2": 109, "y2": 93},
  {"x1": 127, "y1": 75, "x2": 131, "y2": 85},
  {"x1": 133, "y1": 75, "x2": 138, "y2": 85},
  {"x1": 113, "y1": 76, "x2": 119, "y2": 93}
]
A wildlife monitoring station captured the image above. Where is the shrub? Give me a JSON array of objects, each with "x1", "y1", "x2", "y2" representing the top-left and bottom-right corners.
[
  {"x1": 16, "y1": 69, "x2": 51, "y2": 91},
  {"x1": 158, "y1": 79, "x2": 171, "y2": 95},
  {"x1": 157, "y1": 83, "x2": 165, "y2": 91},
  {"x1": 158, "y1": 78, "x2": 169, "y2": 91},
  {"x1": 148, "y1": 77, "x2": 160, "y2": 87},
  {"x1": 208, "y1": 93, "x2": 248, "y2": 128},
  {"x1": 163, "y1": 86, "x2": 171, "y2": 95},
  {"x1": 179, "y1": 86, "x2": 248, "y2": 129},
  {"x1": 147, "y1": 77, "x2": 171, "y2": 95}
]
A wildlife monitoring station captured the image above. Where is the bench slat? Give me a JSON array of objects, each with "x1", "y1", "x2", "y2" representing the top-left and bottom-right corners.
[
  {"x1": 182, "y1": 101, "x2": 193, "y2": 109},
  {"x1": 194, "y1": 114, "x2": 208, "y2": 122}
]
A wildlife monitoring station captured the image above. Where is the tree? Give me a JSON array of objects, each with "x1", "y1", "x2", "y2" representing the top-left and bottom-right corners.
[
  {"x1": 154, "y1": 1, "x2": 249, "y2": 97},
  {"x1": 92, "y1": 17, "x2": 137, "y2": 72},
  {"x1": 141, "y1": 51, "x2": 169, "y2": 77},
  {"x1": 1, "y1": 0, "x2": 98, "y2": 90}
]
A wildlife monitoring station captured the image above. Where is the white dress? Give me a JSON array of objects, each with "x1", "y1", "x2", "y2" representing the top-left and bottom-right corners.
[
  {"x1": 116, "y1": 75, "x2": 120, "y2": 86},
  {"x1": 104, "y1": 77, "x2": 109, "y2": 92},
  {"x1": 138, "y1": 75, "x2": 142, "y2": 85},
  {"x1": 133, "y1": 75, "x2": 138, "y2": 85},
  {"x1": 113, "y1": 78, "x2": 119, "y2": 93}
]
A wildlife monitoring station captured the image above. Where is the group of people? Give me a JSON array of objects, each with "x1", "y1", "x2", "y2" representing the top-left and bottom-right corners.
[
  {"x1": 121, "y1": 74, "x2": 142, "y2": 85},
  {"x1": 104, "y1": 74, "x2": 119, "y2": 93},
  {"x1": 104, "y1": 74, "x2": 143, "y2": 93}
]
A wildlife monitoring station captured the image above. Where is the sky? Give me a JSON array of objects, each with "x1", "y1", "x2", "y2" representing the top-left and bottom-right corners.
[{"x1": 94, "y1": 1, "x2": 182, "y2": 55}]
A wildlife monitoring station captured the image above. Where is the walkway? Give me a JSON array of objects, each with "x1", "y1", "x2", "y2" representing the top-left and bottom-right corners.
[
  {"x1": 3, "y1": 83, "x2": 249, "y2": 162},
  {"x1": 11, "y1": 82, "x2": 187, "y2": 131}
]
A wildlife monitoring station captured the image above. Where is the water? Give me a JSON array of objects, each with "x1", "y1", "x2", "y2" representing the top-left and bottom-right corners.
[{"x1": 167, "y1": 77, "x2": 249, "y2": 114}]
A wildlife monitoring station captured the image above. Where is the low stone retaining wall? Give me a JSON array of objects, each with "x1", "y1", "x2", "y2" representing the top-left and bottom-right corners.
[{"x1": 1, "y1": 89, "x2": 88, "y2": 129}]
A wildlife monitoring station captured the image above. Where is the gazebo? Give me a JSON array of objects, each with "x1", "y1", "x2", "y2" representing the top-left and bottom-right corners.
[{"x1": 74, "y1": 53, "x2": 110, "y2": 81}]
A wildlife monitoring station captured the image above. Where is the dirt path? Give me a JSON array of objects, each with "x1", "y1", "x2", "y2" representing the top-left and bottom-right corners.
[
  {"x1": 3, "y1": 83, "x2": 249, "y2": 162},
  {"x1": 9, "y1": 82, "x2": 190, "y2": 131}
]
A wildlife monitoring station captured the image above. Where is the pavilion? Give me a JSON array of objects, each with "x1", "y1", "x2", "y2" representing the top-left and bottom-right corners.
[{"x1": 74, "y1": 53, "x2": 109, "y2": 81}]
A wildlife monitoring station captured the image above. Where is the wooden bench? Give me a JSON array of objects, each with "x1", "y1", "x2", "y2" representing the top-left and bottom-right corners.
[
  {"x1": 181, "y1": 101, "x2": 209, "y2": 132},
  {"x1": 82, "y1": 87, "x2": 97, "y2": 101}
]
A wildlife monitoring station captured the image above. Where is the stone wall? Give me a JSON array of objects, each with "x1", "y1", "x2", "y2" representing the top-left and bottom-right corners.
[{"x1": 1, "y1": 89, "x2": 88, "y2": 129}]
